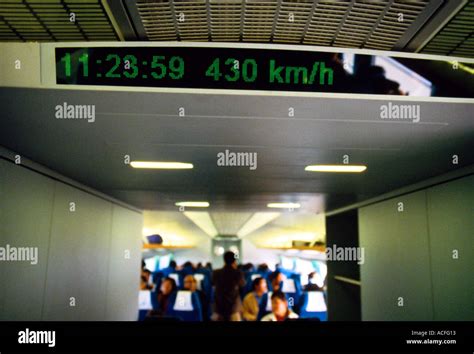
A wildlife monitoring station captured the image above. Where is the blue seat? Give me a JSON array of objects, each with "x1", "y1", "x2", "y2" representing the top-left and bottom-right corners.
[
  {"x1": 194, "y1": 272, "x2": 212, "y2": 296},
  {"x1": 298, "y1": 291, "x2": 327, "y2": 321},
  {"x1": 257, "y1": 291, "x2": 273, "y2": 321},
  {"x1": 152, "y1": 271, "x2": 164, "y2": 291},
  {"x1": 138, "y1": 290, "x2": 153, "y2": 321},
  {"x1": 197, "y1": 269, "x2": 214, "y2": 303},
  {"x1": 281, "y1": 278, "x2": 301, "y2": 308},
  {"x1": 161, "y1": 266, "x2": 177, "y2": 278},
  {"x1": 166, "y1": 290, "x2": 203, "y2": 321},
  {"x1": 257, "y1": 269, "x2": 272, "y2": 282},
  {"x1": 168, "y1": 272, "x2": 182, "y2": 289},
  {"x1": 180, "y1": 265, "x2": 195, "y2": 278}
]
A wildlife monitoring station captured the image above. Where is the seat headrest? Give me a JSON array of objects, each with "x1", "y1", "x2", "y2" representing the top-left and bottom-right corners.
[
  {"x1": 306, "y1": 291, "x2": 327, "y2": 312},
  {"x1": 266, "y1": 292, "x2": 273, "y2": 311},
  {"x1": 173, "y1": 291, "x2": 194, "y2": 311},
  {"x1": 194, "y1": 274, "x2": 204, "y2": 290},
  {"x1": 169, "y1": 273, "x2": 180, "y2": 286},
  {"x1": 251, "y1": 274, "x2": 260, "y2": 281},
  {"x1": 282, "y1": 279, "x2": 296, "y2": 293},
  {"x1": 138, "y1": 290, "x2": 152, "y2": 310}
]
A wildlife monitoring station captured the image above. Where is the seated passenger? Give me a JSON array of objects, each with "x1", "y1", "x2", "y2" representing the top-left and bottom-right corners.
[
  {"x1": 257, "y1": 263, "x2": 271, "y2": 277},
  {"x1": 183, "y1": 274, "x2": 209, "y2": 321},
  {"x1": 155, "y1": 277, "x2": 177, "y2": 316},
  {"x1": 270, "y1": 271, "x2": 285, "y2": 292},
  {"x1": 304, "y1": 272, "x2": 324, "y2": 291},
  {"x1": 261, "y1": 291, "x2": 299, "y2": 322},
  {"x1": 181, "y1": 261, "x2": 195, "y2": 276},
  {"x1": 242, "y1": 277, "x2": 267, "y2": 321}
]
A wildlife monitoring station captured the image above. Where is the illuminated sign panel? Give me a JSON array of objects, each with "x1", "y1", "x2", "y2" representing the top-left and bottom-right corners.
[{"x1": 56, "y1": 47, "x2": 474, "y2": 98}]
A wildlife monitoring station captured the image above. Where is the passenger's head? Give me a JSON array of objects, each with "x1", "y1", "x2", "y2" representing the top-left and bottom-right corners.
[
  {"x1": 271, "y1": 291, "x2": 289, "y2": 318},
  {"x1": 242, "y1": 263, "x2": 254, "y2": 272},
  {"x1": 257, "y1": 263, "x2": 269, "y2": 272},
  {"x1": 183, "y1": 275, "x2": 198, "y2": 292},
  {"x1": 252, "y1": 277, "x2": 267, "y2": 296},
  {"x1": 270, "y1": 271, "x2": 284, "y2": 291},
  {"x1": 169, "y1": 260, "x2": 177, "y2": 269},
  {"x1": 160, "y1": 277, "x2": 177, "y2": 295},
  {"x1": 183, "y1": 261, "x2": 193, "y2": 269},
  {"x1": 223, "y1": 251, "x2": 236, "y2": 267}
]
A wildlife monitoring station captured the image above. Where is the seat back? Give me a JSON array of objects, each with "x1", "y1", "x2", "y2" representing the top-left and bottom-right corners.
[
  {"x1": 281, "y1": 278, "x2": 300, "y2": 307},
  {"x1": 194, "y1": 273, "x2": 205, "y2": 291},
  {"x1": 169, "y1": 273, "x2": 181, "y2": 288},
  {"x1": 138, "y1": 290, "x2": 153, "y2": 310},
  {"x1": 257, "y1": 291, "x2": 273, "y2": 320},
  {"x1": 138, "y1": 290, "x2": 153, "y2": 321},
  {"x1": 298, "y1": 291, "x2": 327, "y2": 321},
  {"x1": 166, "y1": 291, "x2": 203, "y2": 321},
  {"x1": 195, "y1": 270, "x2": 212, "y2": 297},
  {"x1": 242, "y1": 272, "x2": 259, "y2": 296}
]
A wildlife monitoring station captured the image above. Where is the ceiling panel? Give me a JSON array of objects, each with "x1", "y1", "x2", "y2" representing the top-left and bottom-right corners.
[
  {"x1": 1, "y1": 87, "x2": 473, "y2": 213},
  {"x1": 0, "y1": 0, "x2": 118, "y2": 42},
  {"x1": 133, "y1": 0, "x2": 432, "y2": 51}
]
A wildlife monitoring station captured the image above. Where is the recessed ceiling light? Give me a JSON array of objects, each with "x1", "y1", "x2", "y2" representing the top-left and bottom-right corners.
[
  {"x1": 175, "y1": 201, "x2": 210, "y2": 208},
  {"x1": 130, "y1": 161, "x2": 193, "y2": 169},
  {"x1": 305, "y1": 165, "x2": 367, "y2": 173},
  {"x1": 267, "y1": 203, "x2": 301, "y2": 209}
]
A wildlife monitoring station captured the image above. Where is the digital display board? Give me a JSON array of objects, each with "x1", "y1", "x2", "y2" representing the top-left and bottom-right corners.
[{"x1": 56, "y1": 46, "x2": 474, "y2": 98}]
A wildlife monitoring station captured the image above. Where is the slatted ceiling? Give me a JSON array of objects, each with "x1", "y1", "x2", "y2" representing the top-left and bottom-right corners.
[
  {"x1": 364, "y1": 1, "x2": 429, "y2": 51},
  {"x1": 135, "y1": 0, "x2": 432, "y2": 51},
  {"x1": 174, "y1": 0, "x2": 209, "y2": 41},
  {"x1": 296, "y1": 1, "x2": 348, "y2": 46},
  {"x1": 242, "y1": 1, "x2": 277, "y2": 42},
  {"x1": 137, "y1": 1, "x2": 176, "y2": 41},
  {"x1": 421, "y1": 1, "x2": 474, "y2": 57},
  {"x1": 209, "y1": 0, "x2": 241, "y2": 42},
  {"x1": 273, "y1": 1, "x2": 312, "y2": 43},
  {"x1": 0, "y1": 0, "x2": 117, "y2": 42}
]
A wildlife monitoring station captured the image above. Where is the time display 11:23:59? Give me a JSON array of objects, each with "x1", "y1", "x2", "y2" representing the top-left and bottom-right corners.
[{"x1": 60, "y1": 52, "x2": 185, "y2": 80}]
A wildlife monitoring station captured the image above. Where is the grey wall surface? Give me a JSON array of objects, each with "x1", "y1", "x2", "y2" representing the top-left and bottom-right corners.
[
  {"x1": 0, "y1": 159, "x2": 55, "y2": 320},
  {"x1": 359, "y1": 174, "x2": 474, "y2": 321},
  {"x1": 0, "y1": 159, "x2": 143, "y2": 320},
  {"x1": 426, "y1": 175, "x2": 474, "y2": 321}
]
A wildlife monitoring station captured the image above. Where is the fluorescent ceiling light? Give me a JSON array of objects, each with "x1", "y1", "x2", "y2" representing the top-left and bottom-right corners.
[
  {"x1": 130, "y1": 161, "x2": 193, "y2": 169},
  {"x1": 267, "y1": 203, "x2": 301, "y2": 209},
  {"x1": 183, "y1": 212, "x2": 218, "y2": 237},
  {"x1": 237, "y1": 212, "x2": 281, "y2": 238},
  {"x1": 305, "y1": 165, "x2": 367, "y2": 173},
  {"x1": 175, "y1": 201, "x2": 210, "y2": 208}
]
